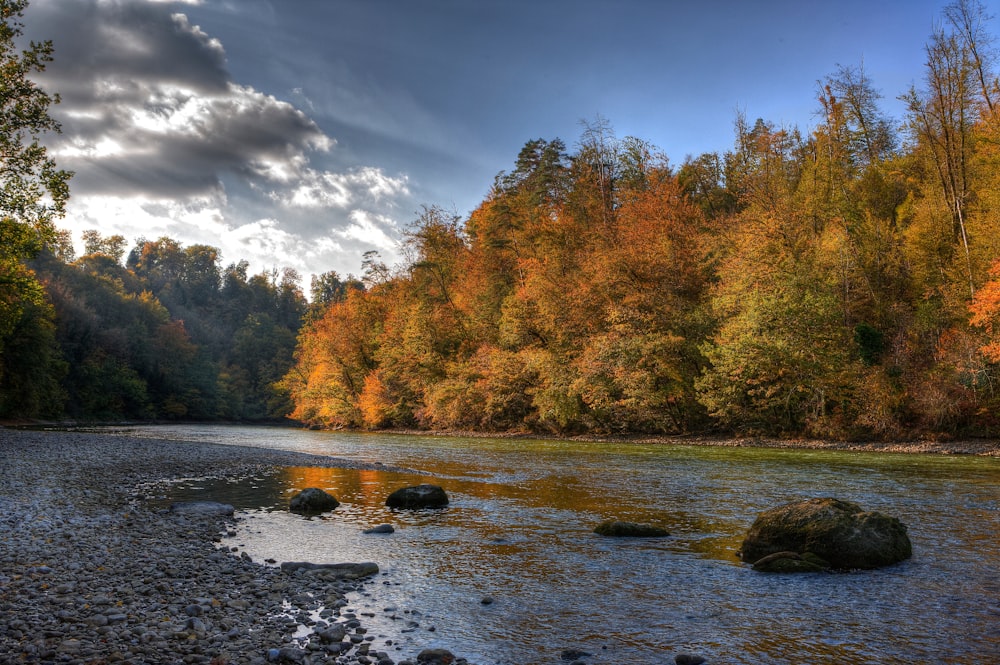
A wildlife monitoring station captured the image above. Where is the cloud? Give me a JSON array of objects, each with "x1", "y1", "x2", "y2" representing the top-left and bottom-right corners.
[
  {"x1": 24, "y1": 0, "x2": 414, "y2": 278},
  {"x1": 277, "y1": 167, "x2": 410, "y2": 210},
  {"x1": 59, "y1": 194, "x2": 402, "y2": 280}
]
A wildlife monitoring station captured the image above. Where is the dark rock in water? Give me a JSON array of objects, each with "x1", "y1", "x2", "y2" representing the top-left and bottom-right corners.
[
  {"x1": 168, "y1": 501, "x2": 234, "y2": 516},
  {"x1": 363, "y1": 523, "x2": 395, "y2": 534},
  {"x1": 561, "y1": 648, "x2": 592, "y2": 660},
  {"x1": 752, "y1": 550, "x2": 830, "y2": 573},
  {"x1": 280, "y1": 561, "x2": 379, "y2": 580},
  {"x1": 738, "y1": 497, "x2": 912, "y2": 570},
  {"x1": 675, "y1": 654, "x2": 707, "y2": 665},
  {"x1": 416, "y1": 648, "x2": 455, "y2": 664},
  {"x1": 594, "y1": 520, "x2": 669, "y2": 537},
  {"x1": 385, "y1": 484, "x2": 449, "y2": 509},
  {"x1": 289, "y1": 487, "x2": 340, "y2": 514}
]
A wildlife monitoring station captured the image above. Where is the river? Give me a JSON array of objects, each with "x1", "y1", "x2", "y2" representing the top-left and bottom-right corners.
[{"x1": 113, "y1": 424, "x2": 1000, "y2": 664}]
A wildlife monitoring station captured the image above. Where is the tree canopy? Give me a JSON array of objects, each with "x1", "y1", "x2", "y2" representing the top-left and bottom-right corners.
[{"x1": 4, "y1": 0, "x2": 1000, "y2": 439}]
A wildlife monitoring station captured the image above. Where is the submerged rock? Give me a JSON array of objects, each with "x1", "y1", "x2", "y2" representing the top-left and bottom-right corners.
[
  {"x1": 280, "y1": 561, "x2": 379, "y2": 580},
  {"x1": 675, "y1": 654, "x2": 707, "y2": 665},
  {"x1": 594, "y1": 520, "x2": 669, "y2": 537},
  {"x1": 289, "y1": 487, "x2": 340, "y2": 514},
  {"x1": 363, "y1": 523, "x2": 395, "y2": 534},
  {"x1": 738, "y1": 497, "x2": 912, "y2": 571},
  {"x1": 417, "y1": 649, "x2": 455, "y2": 664},
  {"x1": 561, "y1": 648, "x2": 592, "y2": 660},
  {"x1": 385, "y1": 484, "x2": 449, "y2": 509},
  {"x1": 168, "y1": 501, "x2": 234, "y2": 516}
]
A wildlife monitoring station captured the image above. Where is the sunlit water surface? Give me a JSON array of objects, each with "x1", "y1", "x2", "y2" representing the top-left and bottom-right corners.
[{"x1": 107, "y1": 424, "x2": 1000, "y2": 664}]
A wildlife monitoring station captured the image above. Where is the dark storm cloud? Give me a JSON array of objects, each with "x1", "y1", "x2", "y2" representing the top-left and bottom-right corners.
[
  {"x1": 29, "y1": 0, "x2": 229, "y2": 103},
  {"x1": 25, "y1": 0, "x2": 333, "y2": 200},
  {"x1": 19, "y1": 0, "x2": 414, "y2": 279}
]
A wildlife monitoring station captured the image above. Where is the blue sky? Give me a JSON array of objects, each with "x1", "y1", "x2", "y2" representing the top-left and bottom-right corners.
[{"x1": 24, "y1": 0, "x2": 957, "y2": 282}]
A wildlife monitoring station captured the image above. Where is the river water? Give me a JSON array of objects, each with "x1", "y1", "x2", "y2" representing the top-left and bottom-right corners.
[{"x1": 116, "y1": 424, "x2": 1000, "y2": 664}]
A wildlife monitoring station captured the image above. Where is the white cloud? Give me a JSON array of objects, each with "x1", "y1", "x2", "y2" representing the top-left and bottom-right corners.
[
  {"x1": 27, "y1": 0, "x2": 416, "y2": 279},
  {"x1": 338, "y1": 210, "x2": 401, "y2": 251},
  {"x1": 278, "y1": 167, "x2": 409, "y2": 210}
]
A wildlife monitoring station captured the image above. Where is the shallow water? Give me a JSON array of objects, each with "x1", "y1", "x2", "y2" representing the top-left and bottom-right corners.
[{"x1": 118, "y1": 424, "x2": 1000, "y2": 664}]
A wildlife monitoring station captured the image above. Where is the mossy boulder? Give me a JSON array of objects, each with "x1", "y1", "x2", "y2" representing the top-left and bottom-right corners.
[
  {"x1": 289, "y1": 487, "x2": 340, "y2": 514},
  {"x1": 738, "y1": 497, "x2": 911, "y2": 571},
  {"x1": 385, "y1": 484, "x2": 449, "y2": 509},
  {"x1": 594, "y1": 520, "x2": 670, "y2": 537}
]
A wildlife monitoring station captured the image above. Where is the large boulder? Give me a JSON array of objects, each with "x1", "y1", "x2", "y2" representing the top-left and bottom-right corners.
[
  {"x1": 385, "y1": 484, "x2": 449, "y2": 509},
  {"x1": 289, "y1": 487, "x2": 340, "y2": 514},
  {"x1": 738, "y1": 497, "x2": 912, "y2": 571},
  {"x1": 594, "y1": 520, "x2": 669, "y2": 537}
]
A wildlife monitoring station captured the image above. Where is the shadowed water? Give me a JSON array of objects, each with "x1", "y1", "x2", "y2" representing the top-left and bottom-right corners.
[{"x1": 122, "y1": 424, "x2": 1000, "y2": 664}]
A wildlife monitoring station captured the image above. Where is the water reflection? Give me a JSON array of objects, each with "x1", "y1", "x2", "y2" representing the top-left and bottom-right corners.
[{"x1": 140, "y1": 425, "x2": 1000, "y2": 665}]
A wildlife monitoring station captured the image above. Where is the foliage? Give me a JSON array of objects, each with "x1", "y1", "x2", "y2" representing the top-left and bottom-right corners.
[
  {"x1": 7, "y1": 1, "x2": 1000, "y2": 439},
  {"x1": 0, "y1": 0, "x2": 72, "y2": 416},
  {"x1": 276, "y1": 1, "x2": 1000, "y2": 439},
  {"x1": 18, "y1": 233, "x2": 307, "y2": 422}
]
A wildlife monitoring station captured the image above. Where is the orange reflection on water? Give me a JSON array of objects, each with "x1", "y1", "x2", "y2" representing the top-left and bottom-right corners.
[{"x1": 279, "y1": 466, "x2": 431, "y2": 508}]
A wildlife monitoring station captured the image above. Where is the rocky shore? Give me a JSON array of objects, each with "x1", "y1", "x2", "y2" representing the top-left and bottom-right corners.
[{"x1": 0, "y1": 428, "x2": 465, "y2": 665}]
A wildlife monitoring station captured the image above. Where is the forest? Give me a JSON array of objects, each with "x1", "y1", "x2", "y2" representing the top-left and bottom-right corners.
[{"x1": 4, "y1": 0, "x2": 1000, "y2": 439}]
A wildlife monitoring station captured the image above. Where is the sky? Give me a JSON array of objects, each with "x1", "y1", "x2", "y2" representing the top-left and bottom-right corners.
[{"x1": 21, "y1": 0, "x2": 959, "y2": 284}]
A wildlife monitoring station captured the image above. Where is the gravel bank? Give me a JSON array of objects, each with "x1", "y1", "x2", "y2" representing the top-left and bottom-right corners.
[{"x1": 0, "y1": 428, "x2": 464, "y2": 665}]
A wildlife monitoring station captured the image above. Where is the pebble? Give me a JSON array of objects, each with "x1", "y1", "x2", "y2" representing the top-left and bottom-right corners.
[{"x1": 0, "y1": 428, "x2": 470, "y2": 665}]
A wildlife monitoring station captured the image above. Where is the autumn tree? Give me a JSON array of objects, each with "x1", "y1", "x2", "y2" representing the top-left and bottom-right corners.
[{"x1": 901, "y1": 1, "x2": 999, "y2": 299}]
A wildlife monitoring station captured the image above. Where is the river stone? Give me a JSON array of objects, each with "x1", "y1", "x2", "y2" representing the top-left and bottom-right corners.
[
  {"x1": 315, "y1": 625, "x2": 347, "y2": 643},
  {"x1": 738, "y1": 497, "x2": 912, "y2": 570},
  {"x1": 280, "y1": 561, "x2": 379, "y2": 579},
  {"x1": 561, "y1": 648, "x2": 592, "y2": 660},
  {"x1": 289, "y1": 487, "x2": 340, "y2": 514},
  {"x1": 363, "y1": 523, "x2": 395, "y2": 534},
  {"x1": 594, "y1": 520, "x2": 669, "y2": 537},
  {"x1": 675, "y1": 654, "x2": 707, "y2": 665},
  {"x1": 385, "y1": 484, "x2": 449, "y2": 509},
  {"x1": 416, "y1": 648, "x2": 455, "y2": 664},
  {"x1": 168, "y1": 501, "x2": 235, "y2": 516}
]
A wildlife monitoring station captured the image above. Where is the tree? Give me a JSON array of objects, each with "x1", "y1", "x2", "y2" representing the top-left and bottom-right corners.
[
  {"x1": 0, "y1": 0, "x2": 72, "y2": 415},
  {"x1": 0, "y1": 0, "x2": 70, "y2": 253},
  {"x1": 970, "y1": 257, "x2": 1000, "y2": 360},
  {"x1": 81, "y1": 230, "x2": 127, "y2": 263},
  {"x1": 309, "y1": 270, "x2": 363, "y2": 311},
  {"x1": 902, "y1": 7, "x2": 995, "y2": 298},
  {"x1": 944, "y1": 0, "x2": 998, "y2": 117}
]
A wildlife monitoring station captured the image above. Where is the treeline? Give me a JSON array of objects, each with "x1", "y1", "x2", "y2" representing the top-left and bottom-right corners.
[
  {"x1": 6, "y1": 0, "x2": 1000, "y2": 438},
  {"x1": 1, "y1": 233, "x2": 323, "y2": 421},
  {"x1": 282, "y1": 2, "x2": 1000, "y2": 439}
]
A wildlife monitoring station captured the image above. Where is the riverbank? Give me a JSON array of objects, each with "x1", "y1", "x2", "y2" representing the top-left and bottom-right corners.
[
  {"x1": 382, "y1": 428, "x2": 1000, "y2": 456},
  {"x1": 0, "y1": 428, "x2": 465, "y2": 665},
  {"x1": 623, "y1": 434, "x2": 1000, "y2": 456}
]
